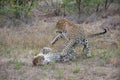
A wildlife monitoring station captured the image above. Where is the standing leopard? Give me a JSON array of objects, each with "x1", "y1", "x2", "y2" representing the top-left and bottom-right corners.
[{"x1": 51, "y1": 18, "x2": 107, "y2": 57}]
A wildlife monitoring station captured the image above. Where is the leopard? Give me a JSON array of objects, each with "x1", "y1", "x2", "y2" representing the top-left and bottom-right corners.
[
  {"x1": 32, "y1": 47, "x2": 76, "y2": 66},
  {"x1": 51, "y1": 18, "x2": 107, "y2": 57}
]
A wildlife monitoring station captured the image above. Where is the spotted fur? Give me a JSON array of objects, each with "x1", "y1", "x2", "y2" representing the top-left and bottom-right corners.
[
  {"x1": 51, "y1": 18, "x2": 107, "y2": 57},
  {"x1": 32, "y1": 47, "x2": 76, "y2": 66}
]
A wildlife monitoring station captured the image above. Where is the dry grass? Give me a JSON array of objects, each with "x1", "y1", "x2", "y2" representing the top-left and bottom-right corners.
[
  {"x1": 0, "y1": 20, "x2": 55, "y2": 50},
  {"x1": 0, "y1": 16, "x2": 120, "y2": 80}
]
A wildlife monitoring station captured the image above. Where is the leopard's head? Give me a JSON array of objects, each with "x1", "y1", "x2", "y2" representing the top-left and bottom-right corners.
[
  {"x1": 32, "y1": 47, "x2": 52, "y2": 66},
  {"x1": 32, "y1": 56, "x2": 45, "y2": 66},
  {"x1": 55, "y1": 18, "x2": 68, "y2": 34}
]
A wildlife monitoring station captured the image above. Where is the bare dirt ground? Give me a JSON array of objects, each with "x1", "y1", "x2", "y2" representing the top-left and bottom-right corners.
[{"x1": 0, "y1": 15, "x2": 120, "y2": 80}]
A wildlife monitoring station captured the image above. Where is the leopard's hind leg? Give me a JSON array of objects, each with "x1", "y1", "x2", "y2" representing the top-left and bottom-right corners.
[{"x1": 81, "y1": 39, "x2": 91, "y2": 57}]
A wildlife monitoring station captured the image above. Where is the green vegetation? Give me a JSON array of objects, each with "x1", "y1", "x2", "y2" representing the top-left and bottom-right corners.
[
  {"x1": 50, "y1": 60, "x2": 56, "y2": 69},
  {"x1": 57, "y1": 69, "x2": 63, "y2": 79},
  {"x1": 57, "y1": 0, "x2": 120, "y2": 15},
  {"x1": 33, "y1": 49, "x2": 40, "y2": 55},
  {"x1": 9, "y1": 59, "x2": 23, "y2": 70},
  {"x1": 1, "y1": 0, "x2": 119, "y2": 19},
  {"x1": 0, "y1": 0, "x2": 39, "y2": 19},
  {"x1": 14, "y1": 59, "x2": 22, "y2": 69},
  {"x1": 72, "y1": 63, "x2": 80, "y2": 73}
]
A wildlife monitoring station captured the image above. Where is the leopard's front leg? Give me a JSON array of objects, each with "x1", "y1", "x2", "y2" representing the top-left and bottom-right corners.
[{"x1": 51, "y1": 33, "x2": 63, "y2": 45}]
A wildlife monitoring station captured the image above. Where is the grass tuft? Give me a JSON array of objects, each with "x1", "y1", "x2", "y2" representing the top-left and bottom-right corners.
[
  {"x1": 57, "y1": 69, "x2": 63, "y2": 79},
  {"x1": 13, "y1": 59, "x2": 23, "y2": 70},
  {"x1": 72, "y1": 63, "x2": 80, "y2": 73}
]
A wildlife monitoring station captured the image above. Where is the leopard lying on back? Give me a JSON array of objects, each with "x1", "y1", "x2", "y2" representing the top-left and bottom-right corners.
[
  {"x1": 51, "y1": 18, "x2": 107, "y2": 57},
  {"x1": 32, "y1": 47, "x2": 76, "y2": 66}
]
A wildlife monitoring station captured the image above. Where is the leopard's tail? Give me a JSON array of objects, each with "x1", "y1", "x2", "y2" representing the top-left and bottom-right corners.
[{"x1": 88, "y1": 28, "x2": 107, "y2": 38}]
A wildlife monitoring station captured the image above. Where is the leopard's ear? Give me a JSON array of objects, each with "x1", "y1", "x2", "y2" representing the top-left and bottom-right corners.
[
  {"x1": 42, "y1": 48, "x2": 46, "y2": 54},
  {"x1": 41, "y1": 48, "x2": 47, "y2": 54},
  {"x1": 56, "y1": 17, "x2": 59, "y2": 21},
  {"x1": 64, "y1": 22, "x2": 67, "y2": 27},
  {"x1": 63, "y1": 22, "x2": 68, "y2": 32}
]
